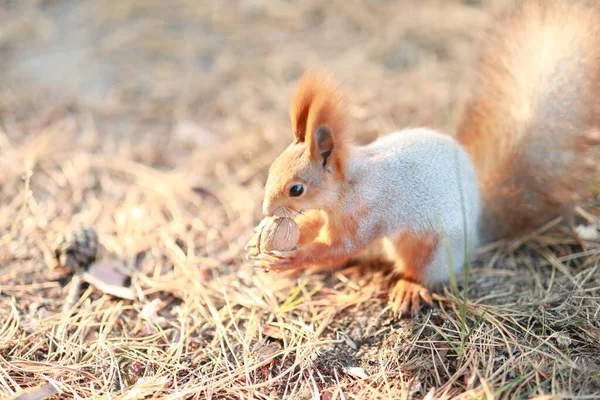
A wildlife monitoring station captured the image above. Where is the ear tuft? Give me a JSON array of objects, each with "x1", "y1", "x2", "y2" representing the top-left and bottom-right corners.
[{"x1": 290, "y1": 70, "x2": 346, "y2": 144}]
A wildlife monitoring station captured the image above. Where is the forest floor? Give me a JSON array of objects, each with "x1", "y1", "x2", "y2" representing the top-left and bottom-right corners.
[{"x1": 1, "y1": 0, "x2": 599, "y2": 399}]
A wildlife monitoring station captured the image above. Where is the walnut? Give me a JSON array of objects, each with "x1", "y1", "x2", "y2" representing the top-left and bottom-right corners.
[{"x1": 257, "y1": 217, "x2": 300, "y2": 253}]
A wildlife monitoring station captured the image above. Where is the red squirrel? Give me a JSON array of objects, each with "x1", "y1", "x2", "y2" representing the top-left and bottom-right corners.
[{"x1": 246, "y1": 0, "x2": 600, "y2": 316}]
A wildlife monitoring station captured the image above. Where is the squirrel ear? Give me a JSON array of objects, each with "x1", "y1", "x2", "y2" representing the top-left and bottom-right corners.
[
  {"x1": 290, "y1": 70, "x2": 346, "y2": 160},
  {"x1": 292, "y1": 104, "x2": 309, "y2": 143},
  {"x1": 290, "y1": 73, "x2": 315, "y2": 143},
  {"x1": 312, "y1": 125, "x2": 334, "y2": 166}
]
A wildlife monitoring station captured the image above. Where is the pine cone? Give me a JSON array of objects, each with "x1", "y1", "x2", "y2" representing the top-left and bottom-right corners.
[{"x1": 53, "y1": 226, "x2": 98, "y2": 270}]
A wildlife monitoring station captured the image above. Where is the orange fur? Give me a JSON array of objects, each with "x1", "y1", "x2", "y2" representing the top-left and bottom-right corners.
[
  {"x1": 295, "y1": 210, "x2": 326, "y2": 246},
  {"x1": 263, "y1": 220, "x2": 360, "y2": 271},
  {"x1": 291, "y1": 70, "x2": 347, "y2": 143},
  {"x1": 391, "y1": 232, "x2": 440, "y2": 282},
  {"x1": 307, "y1": 219, "x2": 361, "y2": 267},
  {"x1": 385, "y1": 228, "x2": 439, "y2": 316},
  {"x1": 290, "y1": 70, "x2": 349, "y2": 177},
  {"x1": 456, "y1": 0, "x2": 600, "y2": 242}
]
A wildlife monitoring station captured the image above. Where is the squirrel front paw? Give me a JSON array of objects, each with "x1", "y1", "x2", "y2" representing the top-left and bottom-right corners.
[
  {"x1": 244, "y1": 217, "x2": 300, "y2": 270},
  {"x1": 389, "y1": 279, "x2": 433, "y2": 317}
]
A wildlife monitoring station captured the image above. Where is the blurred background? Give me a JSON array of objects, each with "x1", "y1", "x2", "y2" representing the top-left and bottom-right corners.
[
  {"x1": 0, "y1": 0, "x2": 520, "y2": 277},
  {"x1": 0, "y1": 0, "x2": 514, "y2": 275},
  {"x1": 0, "y1": 0, "x2": 507, "y2": 147},
  {"x1": 0, "y1": 0, "x2": 510, "y2": 266}
]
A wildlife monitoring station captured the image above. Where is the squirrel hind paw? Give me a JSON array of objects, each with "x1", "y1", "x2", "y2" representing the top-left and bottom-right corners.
[{"x1": 389, "y1": 279, "x2": 432, "y2": 317}]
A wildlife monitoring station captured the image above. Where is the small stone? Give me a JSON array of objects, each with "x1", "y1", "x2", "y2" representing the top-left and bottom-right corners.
[
  {"x1": 575, "y1": 224, "x2": 599, "y2": 241},
  {"x1": 343, "y1": 366, "x2": 369, "y2": 379}
]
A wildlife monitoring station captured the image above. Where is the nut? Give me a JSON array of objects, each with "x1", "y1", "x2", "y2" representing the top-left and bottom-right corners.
[{"x1": 257, "y1": 217, "x2": 300, "y2": 253}]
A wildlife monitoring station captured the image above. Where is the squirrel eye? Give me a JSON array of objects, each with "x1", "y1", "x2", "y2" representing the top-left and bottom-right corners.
[{"x1": 289, "y1": 184, "x2": 304, "y2": 197}]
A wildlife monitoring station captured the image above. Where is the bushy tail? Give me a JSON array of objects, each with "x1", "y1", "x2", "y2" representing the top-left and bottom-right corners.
[{"x1": 456, "y1": 0, "x2": 600, "y2": 243}]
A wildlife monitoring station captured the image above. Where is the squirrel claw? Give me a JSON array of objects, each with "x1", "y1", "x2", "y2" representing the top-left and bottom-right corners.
[
  {"x1": 266, "y1": 249, "x2": 298, "y2": 259},
  {"x1": 245, "y1": 246, "x2": 259, "y2": 260},
  {"x1": 250, "y1": 259, "x2": 289, "y2": 272},
  {"x1": 245, "y1": 233, "x2": 259, "y2": 251},
  {"x1": 250, "y1": 260, "x2": 271, "y2": 272},
  {"x1": 249, "y1": 252, "x2": 289, "y2": 266},
  {"x1": 389, "y1": 279, "x2": 432, "y2": 318},
  {"x1": 248, "y1": 250, "x2": 299, "y2": 270}
]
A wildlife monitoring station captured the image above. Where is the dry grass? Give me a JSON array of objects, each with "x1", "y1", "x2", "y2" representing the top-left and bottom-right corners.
[{"x1": 1, "y1": 0, "x2": 599, "y2": 399}]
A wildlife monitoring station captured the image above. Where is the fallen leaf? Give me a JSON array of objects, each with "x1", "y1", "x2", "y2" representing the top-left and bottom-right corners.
[
  {"x1": 8, "y1": 381, "x2": 60, "y2": 400},
  {"x1": 82, "y1": 258, "x2": 135, "y2": 300},
  {"x1": 122, "y1": 376, "x2": 169, "y2": 400}
]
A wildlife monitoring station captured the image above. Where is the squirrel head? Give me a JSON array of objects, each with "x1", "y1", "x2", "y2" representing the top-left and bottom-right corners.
[{"x1": 262, "y1": 70, "x2": 348, "y2": 217}]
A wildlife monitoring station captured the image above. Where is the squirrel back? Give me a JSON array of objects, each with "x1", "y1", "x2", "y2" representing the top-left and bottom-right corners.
[{"x1": 456, "y1": 0, "x2": 600, "y2": 243}]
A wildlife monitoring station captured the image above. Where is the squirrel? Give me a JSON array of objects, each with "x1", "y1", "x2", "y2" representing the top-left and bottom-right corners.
[{"x1": 246, "y1": 0, "x2": 600, "y2": 316}]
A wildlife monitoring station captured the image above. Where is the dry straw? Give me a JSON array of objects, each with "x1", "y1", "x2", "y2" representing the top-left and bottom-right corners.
[{"x1": 0, "y1": 0, "x2": 599, "y2": 399}]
